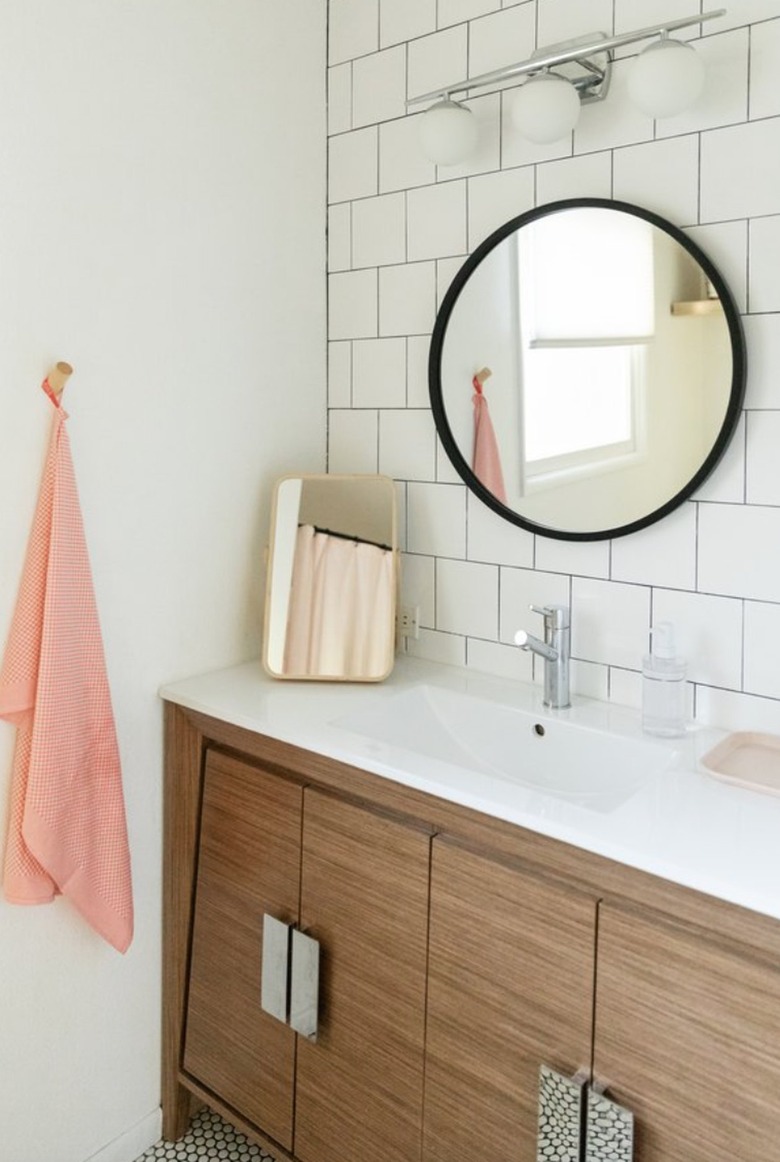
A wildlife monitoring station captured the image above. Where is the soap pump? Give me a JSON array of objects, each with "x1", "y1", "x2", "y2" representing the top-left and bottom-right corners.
[{"x1": 642, "y1": 622, "x2": 687, "y2": 738}]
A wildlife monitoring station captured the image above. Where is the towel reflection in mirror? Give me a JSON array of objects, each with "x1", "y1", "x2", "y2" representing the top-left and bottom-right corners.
[{"x1": 472, "y1": 369, "x2": 507, "y2": 504}]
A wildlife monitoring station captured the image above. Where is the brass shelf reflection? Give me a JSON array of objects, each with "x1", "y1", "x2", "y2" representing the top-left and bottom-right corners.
[{"x1": 671, "y1": 298, "x2": 724, "y2": 316}]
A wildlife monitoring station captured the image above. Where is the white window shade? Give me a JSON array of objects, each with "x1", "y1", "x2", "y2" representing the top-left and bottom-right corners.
[{"x1": 520, "y1": 208, "x2": 656, "y2": 342}]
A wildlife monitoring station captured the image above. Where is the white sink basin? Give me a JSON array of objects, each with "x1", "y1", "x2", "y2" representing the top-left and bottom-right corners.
[{"x1": 334, "y1": 684, "x2": 679, "y2": 813}]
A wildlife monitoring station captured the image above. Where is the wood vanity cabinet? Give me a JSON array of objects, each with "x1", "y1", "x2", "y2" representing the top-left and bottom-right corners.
[
  {"x1": 423, "y1": 838, "x2": 597, "y2": 1162},
  {"x1": 593, "y1": 902, "x2": 780, "y2": 1162},
  {"x1": 180, "y1": 747, "x2": 430, "y2": 1162},
  {"x1": 163, "y1": 700, "x2": 780, "y2": 1162},
  {"x1": 183, "y1": 751, "x2": 301, "y2": 1146},
  {"x1": 424, "y1": 840, "x2": 780, "y2": 1162}
]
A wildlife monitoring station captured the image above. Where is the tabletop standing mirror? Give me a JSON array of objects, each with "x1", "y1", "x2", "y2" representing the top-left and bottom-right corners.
[
  {"x1": 263, "y1": 474, "x2": 397, "y2": 681},
  {"x1": 430, "y1": 198, "x2": 746, "y2": 541}
]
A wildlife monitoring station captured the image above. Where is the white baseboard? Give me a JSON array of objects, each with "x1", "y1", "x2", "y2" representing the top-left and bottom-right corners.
[{"x1": 85, "y1": 1108, "x2": 162, "y2": 1162}]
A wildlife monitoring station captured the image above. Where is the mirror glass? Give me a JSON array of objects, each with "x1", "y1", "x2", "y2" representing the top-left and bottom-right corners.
[
  {"x1": 430, "y1": 198, "x2": 746, "y2": 540},
  {"x1": 263, "y1": 474, "x2": 397, "y2": 681}
]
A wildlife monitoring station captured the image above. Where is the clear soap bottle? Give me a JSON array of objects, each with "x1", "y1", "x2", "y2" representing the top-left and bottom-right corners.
[{"x1": 642, "y1": 622, "x2": 687, "y2": 738}]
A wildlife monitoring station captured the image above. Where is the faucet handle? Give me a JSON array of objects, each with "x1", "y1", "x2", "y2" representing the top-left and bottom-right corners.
[{"x1": 529, "y1": 603, "x2": 570, "y2": 629}]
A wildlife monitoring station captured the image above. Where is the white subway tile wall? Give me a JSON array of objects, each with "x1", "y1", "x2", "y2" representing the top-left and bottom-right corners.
[
  {"x1": 352, "y1": 191, "x2": 406, "y2": 267},
  {"x1": 327, "y1": 0, "x2": 780, "y2": 731},
  {"x1": 353, "y1": 337, "x2": 406, "y2": 407},
  {"x1": 437, "y1": 557, "x2": 500, "y2": 639},
  {"x1": 693, "y1": 414, "x2": 746, "y2": 504},
  {"x1": 751, "y1": 18, "x2": 780, "y2": 119},
  {"x1": 470, "y1": 5, "x2": 536, "y2": 75},
  {"x1": 379, "y1": 408, "x2": 437, "y2": 481},
  {"x1": 328, "y1": 202, "x2": 351, "y2": 272},
  {"x1": 611, "y1": 134, "x2": 700, "y2": 226},
  {"x1": 327, "y1": 340, "x2": 351, "y2": 408},
  {"x1": 328, "y1": 268, "x2": 377, "y2": 339},
  {"x1": 745, "y1": 315, "x2": 780, "y2": 408},
  {"x1": 380, "y1": 0, "x2": 436, "y2": 50},
  {"x1": 353, "y1": 45, "x2": 407, "y2": 127},
  {"x1": 748, "y1": 214, "x2": 780, "y2": 312},
  {"x1": 407, "y1": 26, "x2": 468, "y2": 101},
  {"x1": 328, "y1": 409, "x2": 378, "y2": 474},
  {"x1": 407, "y1": 181, "x2": 468, "y2": 261},
  {"x1": 328, "y1": 0, "x2": 378, "y2": 66},
  {"x1": 328, "y1": 63, "x2": 352, "y2": 135},
  {"x1": 610, "y1": 504, "x2": 697, "y2": 592},
  {"x1": 466, "y1": 492, "x2": 534, "y2": 568},
  {"x1": 467, "y1": 166, "x2": 535, "y2": 248}
]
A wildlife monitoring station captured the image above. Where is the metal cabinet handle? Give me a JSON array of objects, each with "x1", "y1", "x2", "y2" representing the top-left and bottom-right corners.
[
  {"x1": 537, "y1": 1064, "x2": 587, "y2": 1162},
  {"x1": 260, "y1": 914, "x2": 291, "y2": 1024},
  {"x1": 290, "y1": 928, "x2": 320, "y2": 1042},
  {"x1": 260, "y1": 914, "x2": 321, "y2": 1040},
  {"x1": 585, "y1": 1083, "x2": 634, "y2": 1162}
]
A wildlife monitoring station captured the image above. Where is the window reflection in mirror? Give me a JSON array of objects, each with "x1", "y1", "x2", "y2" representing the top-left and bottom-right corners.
[
  {"x1": 263, "y1": 474, "x2": 397, "y2": 682},
  {"x1": 432, "y1": 199, "x2": 745, "y2": 541},
  {"x1": 517, "y1": 209, "x2": 654, "y2": 490}
]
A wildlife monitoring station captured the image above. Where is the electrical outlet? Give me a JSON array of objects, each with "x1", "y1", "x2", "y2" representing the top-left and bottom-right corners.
[{"x1": 399, "y1": 605, "x2": 420, "y2": 640}]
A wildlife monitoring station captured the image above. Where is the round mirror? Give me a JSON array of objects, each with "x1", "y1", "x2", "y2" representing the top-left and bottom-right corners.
[{"x1": 430, "y1": 198, "x2": 746, "y2": 541}]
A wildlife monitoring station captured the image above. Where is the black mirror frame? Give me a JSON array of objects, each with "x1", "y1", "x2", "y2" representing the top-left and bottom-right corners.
[{"x1": 429, "y1": 197, "x2": 747, "y2": 542}]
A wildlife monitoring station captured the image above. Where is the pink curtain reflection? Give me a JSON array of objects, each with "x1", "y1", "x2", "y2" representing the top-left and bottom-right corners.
[{"x1": 283, "y1": 525, "x2": 394, "y2": 678}]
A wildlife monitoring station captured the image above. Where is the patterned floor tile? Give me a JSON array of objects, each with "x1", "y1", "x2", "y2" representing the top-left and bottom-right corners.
[{"x1": 137, "y1": 1107, "x2": 277, "y2": 1161}]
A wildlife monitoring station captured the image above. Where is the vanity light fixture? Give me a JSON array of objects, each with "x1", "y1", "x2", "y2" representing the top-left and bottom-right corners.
[{"x1": 409, "y1": 8, "x2": 725, "y2": 162}]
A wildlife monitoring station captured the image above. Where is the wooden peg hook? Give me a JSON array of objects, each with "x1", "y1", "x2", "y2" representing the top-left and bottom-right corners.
[
  {"x1": 474, "y1": 367, "x2": 492, "y2": 387},
  {"x1": 46, "y1": 361, "x2": 74, "y2": 398}
]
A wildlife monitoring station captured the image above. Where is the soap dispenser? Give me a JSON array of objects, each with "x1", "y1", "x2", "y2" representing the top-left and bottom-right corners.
[{"x1": 642, "y1": 622, "x2": 687, "y2": 738}]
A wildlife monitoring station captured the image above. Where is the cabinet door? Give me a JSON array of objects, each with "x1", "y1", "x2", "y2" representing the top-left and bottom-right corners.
[
  {"x1": 423, "y1": 838, "x2": 597, "y2": 1162},
  {"x1": 294, "y1": 788, "x2": 431, "y2": 1162},
  {"x1": 183, "y1": 751, "x2": 303, "y2": 1149},
  {"x1": 594, "y1": 903, "x2": 780, "y2": 1162}
]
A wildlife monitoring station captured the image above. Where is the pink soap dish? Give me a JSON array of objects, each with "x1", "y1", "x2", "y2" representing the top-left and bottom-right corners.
[{"x1": 700, "y1": 732, "x2": 780, "y2": 797}]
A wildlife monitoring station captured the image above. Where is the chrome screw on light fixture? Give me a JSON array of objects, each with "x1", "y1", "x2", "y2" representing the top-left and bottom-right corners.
[{"x1": 409, "y1": 9, "x2": 724, "y2": 164}]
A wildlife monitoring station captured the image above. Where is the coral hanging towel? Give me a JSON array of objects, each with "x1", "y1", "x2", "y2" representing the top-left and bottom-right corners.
[
  {"x1": 472, "y1": 375, "x2": 507, "y2": 504},
  {"x1": 0, "y1": 382, "x2": 133, "y2": 952}
]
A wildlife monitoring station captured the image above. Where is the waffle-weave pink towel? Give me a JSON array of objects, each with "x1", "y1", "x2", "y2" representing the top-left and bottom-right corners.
[
  {"x1": 472, "y1": 382, "x2": 507, "y2": 504},
  {"x1": 0, "y1": 384, "x2": 133, "y2": 952}
]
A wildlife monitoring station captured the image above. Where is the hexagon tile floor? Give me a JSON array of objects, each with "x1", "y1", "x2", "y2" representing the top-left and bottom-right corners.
[{"x1": 137, "y1": 1107, "x2": 277, "y2": 1161}]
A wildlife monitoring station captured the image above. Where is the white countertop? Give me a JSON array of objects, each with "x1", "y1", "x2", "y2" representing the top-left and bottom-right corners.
[{"x1": 160, "y1": 656, "x2": 780, "y2": 922}]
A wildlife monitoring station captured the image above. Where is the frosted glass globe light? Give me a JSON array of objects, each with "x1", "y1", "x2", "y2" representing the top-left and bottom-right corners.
[
  {"x1": 628, "y1": 38, "x2": 705, "y2": 118},
  {"x1": 510, "y1": 73, "x2": 581, "y2": 144},
  {"x1": 418, "y1": 98, "x2": 478, "y2": 165}
]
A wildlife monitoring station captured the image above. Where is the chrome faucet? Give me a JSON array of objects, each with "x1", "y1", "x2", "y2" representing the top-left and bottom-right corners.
[{"x1": 514, "y1": 604, "x2": 571, "y2": 709}]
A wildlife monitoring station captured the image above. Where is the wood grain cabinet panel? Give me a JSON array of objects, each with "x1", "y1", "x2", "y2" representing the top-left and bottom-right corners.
[
  {"x1": 593, "y1": 903, "x2": 780, "y2": 1162},
  {"x1": 294, "y1": 789, "x2": 431, "y2": 1162},
  {"x1": 183, "y1": 751, "x2": 303, "y2": 1149},
  {"x1": 423, "y1": 838, "x2": 597, "y2": 1162},
  {"x1": 183, "y1": 754, "x2": 430, "y2": 1162}
]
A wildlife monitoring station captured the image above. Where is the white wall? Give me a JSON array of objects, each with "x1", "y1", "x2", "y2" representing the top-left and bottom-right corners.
[
  {"x1": 326, "y1": 0, "x2": 780, "y2": 734},
  {"x1": 0, "y1": 4, "x2": 326, "y2": 1161}
]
